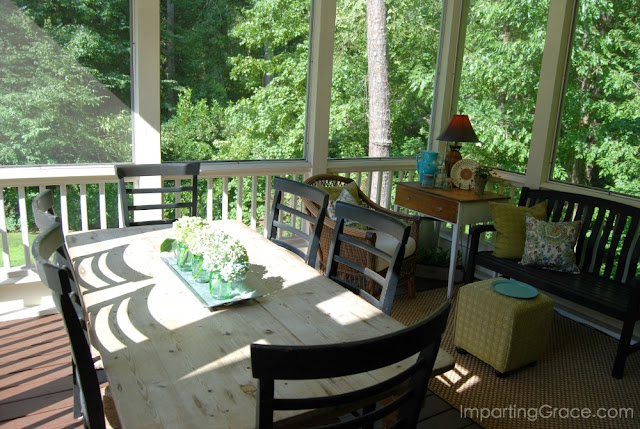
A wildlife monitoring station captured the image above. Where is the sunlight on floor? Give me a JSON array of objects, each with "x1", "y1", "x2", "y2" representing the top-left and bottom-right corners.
[{"x1": 435, "y1": 363, "x2": 481, "y2": 393}]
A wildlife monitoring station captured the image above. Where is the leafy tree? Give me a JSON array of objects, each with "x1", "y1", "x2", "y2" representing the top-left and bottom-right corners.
[
  {"x1": 554, "y1": 0, "x2": 640, "y2": 196},
  {"x1": 460, "y1": 0, "x2": 639, "y2": 197},
  {"x1": 160, "y1": 0, "x2": 244, "y2": 119},
  {"x1": 221, "y1": 0, "x2": 310, "y2": 160},
  {"x1": 13, "y1": 0, "x2": 131, "y2": 103},
  {"x1": 0, "y1": 0, "x2": 130, "y2": 165},
  {"x1": 459, "y1": 0, "x2": 549, "y2": 173}
]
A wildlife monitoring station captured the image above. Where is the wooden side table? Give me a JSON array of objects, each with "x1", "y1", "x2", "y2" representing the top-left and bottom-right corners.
[{"x1": 394, "y1": 182, "x2": 510, "y2": 298}]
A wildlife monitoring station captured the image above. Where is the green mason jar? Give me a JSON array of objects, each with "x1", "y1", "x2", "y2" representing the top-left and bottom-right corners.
[
  {"x1": 191, "y1": 254, "x2": 211, "y2": 283},
  {"x1": 176, "y1": 242, "x2": 193, "y2": 272}
]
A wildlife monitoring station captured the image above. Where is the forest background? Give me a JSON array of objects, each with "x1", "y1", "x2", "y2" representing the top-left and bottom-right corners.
[{"x1": 1, "y1": 0, "x2": 639, "y2": 233}]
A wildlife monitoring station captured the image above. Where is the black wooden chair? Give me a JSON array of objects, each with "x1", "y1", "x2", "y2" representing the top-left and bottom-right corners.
[
  {"x1": 326, "y1": 200, "x2": 411, "y2": 315},
  {"x1": 267, "y1": 177, "x2": 329, "y2": 267},
  {"x1": 251, "y1": 301, "x2": 451, "y2": 428},
  {"x1": 116, "y1": 162, "x2": 200, "y2": 227},
  {"x1": 32, "y1": 222, "x2": 111, "y2": 429}
]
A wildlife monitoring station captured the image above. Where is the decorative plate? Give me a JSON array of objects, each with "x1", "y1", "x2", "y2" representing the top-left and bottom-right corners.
[
  {"x1": 491, "y1": 279, "x2": 538, "y2": 299},
  {"x1": 451, "y1": 159, "x2": 479, "y2": 190}
]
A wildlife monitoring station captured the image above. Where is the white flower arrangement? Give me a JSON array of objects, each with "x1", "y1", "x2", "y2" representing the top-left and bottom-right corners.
[
  {"x1": 160, "y1": 216, "x2": 249, "y2": 283},
  {"x1": 202, "y1": 233, "x2": 249, "y2": 283},
  {"x1": 172, "y1": 216, "x2": 209, "y2": 246}
]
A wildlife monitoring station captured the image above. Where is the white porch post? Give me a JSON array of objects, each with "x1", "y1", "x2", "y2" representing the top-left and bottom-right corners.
[
  {"x1": 526, "y1": 0, "x2": 576, "y2": 189},
  {"x1": 306, "y1": 0, "x2": 336, "y2": 177},
  {"x1": 130, "y1": 0, "x2": 162, "y2": 221},
  {"x1": 428, "y1": 0, "x2": 470, "y2": 154}
]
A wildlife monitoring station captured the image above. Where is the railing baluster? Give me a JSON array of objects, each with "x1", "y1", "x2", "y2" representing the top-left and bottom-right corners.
[
  {"x1": 222, "y1": 177, "x2": 229, "y2": 220},
  {"x1": 0, "y1": 188, "x2": 10, "y2": 268},
  {"x1": 117, "y1": 190, "x2": 124, "y2": 228},
  {"x1": 251, "y1": 175, "x2": 258, "y2": 231},
  {"x1": 99, "y1": 183, "x2": 107, "y2": 229},
  {"x1": 207, "y1": 177, "x2": 213, "y2": 221},
  {"x1": 236, "y1": 176, "x2": 243, "y2": 222},
  {"x1": 364, "y1": 171, "x2": 372, "y2": 198},
  {"x1": 264, "y1": 175, "x2": 272, "y2": 238},
  {"x1": 80, "y1": 184, "x2": 88, "y2": 231},
  {"x1": 18, "y1": 186, "x2": 30, "y2": 267},
  {"x1": 60, "y1": 184, "x2": 69, "y2": 236}
]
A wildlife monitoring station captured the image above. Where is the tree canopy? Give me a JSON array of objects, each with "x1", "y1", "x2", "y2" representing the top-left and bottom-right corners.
[{"x1": 1, "y1": 0, "x2": 638, "y2": 199}]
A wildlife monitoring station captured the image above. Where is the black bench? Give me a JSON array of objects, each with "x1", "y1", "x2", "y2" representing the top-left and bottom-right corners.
[{"x1": 465, "y1": 187, "x2": 640, "y2": 378}]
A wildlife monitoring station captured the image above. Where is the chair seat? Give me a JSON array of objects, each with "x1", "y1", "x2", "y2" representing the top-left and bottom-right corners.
[{"x1": 373, "y1": 234, "x2": 416, "y2": 271}]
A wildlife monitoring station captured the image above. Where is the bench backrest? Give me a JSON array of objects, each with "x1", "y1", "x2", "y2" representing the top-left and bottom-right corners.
[{"x1": 518, "y1": 187, "x2": 640, "y2": 284}]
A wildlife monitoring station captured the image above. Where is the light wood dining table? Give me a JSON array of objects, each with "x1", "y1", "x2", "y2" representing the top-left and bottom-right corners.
[{"x1": 66, "y1": 220, "x2": 455, "y2": 429}]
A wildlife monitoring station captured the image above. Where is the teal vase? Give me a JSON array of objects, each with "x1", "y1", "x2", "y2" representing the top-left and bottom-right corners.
[
  {"x1": 191, "y1": 254, "x2": 211, "y2": 283},
  {"x1": 176, "y1": 242, "x2": 193, "y2": 272},
  {"x1": 209, "y1": 272, "x2": 246, "y2": 300}
]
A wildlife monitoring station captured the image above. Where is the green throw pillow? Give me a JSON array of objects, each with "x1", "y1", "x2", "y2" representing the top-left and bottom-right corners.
[
  {"x1": 520, "y1": 213, "x2": 582, "y2": 273},
  {"x1": 489, "y1": 200, "x2": 548, "y2": 259}
]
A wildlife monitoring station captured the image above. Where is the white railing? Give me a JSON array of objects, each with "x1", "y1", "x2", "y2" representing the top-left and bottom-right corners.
[{"x1": 0, "y1": 159, "x2": 525, "y2": 278}]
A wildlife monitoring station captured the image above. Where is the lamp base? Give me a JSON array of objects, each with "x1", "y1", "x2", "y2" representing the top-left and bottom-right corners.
[{"x1": 445, "y1": 144, "x2": 462, "y2": 177}]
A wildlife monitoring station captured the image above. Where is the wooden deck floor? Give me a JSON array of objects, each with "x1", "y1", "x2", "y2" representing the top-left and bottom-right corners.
[{"x1": 0, "y1": 314, "x2": 480, "y2": 429}]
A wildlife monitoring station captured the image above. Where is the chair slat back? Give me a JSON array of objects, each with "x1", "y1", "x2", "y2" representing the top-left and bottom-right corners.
[
  {"x1": 32, "y1": 222, "x2": 106, "y2": 429},
  {"x1": 32, "y1": 189, "x2": 74, "y2": 274},
  {"x1": 326, "y1": 200, "x2": 410, "y2": 315},
  {"x1": 267, "y1": 177, "x2": 329, "y2": 267},
  {"x1": 116, "y1": 162, "x2": 200, "y2": 227},
  {"x1": 251, "y1": 302, "x2": 451, "y2": 429}
]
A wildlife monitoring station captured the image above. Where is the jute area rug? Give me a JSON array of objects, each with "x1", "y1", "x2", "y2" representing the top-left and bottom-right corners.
[{"x1": 390, "y1": 285, "x2": 640, "y2": 429}]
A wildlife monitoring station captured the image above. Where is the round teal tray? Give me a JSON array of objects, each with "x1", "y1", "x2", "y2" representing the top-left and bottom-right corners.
[{"x1": 491, "y1": 279, "x2": 538, "y2": 299}]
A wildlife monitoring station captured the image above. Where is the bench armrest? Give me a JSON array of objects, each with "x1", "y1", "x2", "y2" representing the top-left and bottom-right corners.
[
  {"x1": 464, "y1": 224, "x2": 497, "y2": 284},
  {"x1": 628, "y1": 276, "x2": 640, "y2": 313}
]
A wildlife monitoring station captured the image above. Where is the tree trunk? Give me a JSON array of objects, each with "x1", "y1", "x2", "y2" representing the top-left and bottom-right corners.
[
  {"x1": 166, "y1": 0, "x2": 175, "y2": 106},
  {"x1": 366, "y1": 0, "x2": 391, "y2": 206}
]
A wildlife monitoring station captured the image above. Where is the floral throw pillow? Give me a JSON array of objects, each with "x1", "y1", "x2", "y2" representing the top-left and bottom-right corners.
[
  {"x1": 520, "y1": 213, "x2": 582, "y2": 273},
  {"x1": 327, "y1": 188, "x2": 359, "y2": 220}
]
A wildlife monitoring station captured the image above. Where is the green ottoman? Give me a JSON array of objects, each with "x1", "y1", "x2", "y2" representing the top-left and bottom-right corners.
[{"x1": 454, "y1": 278, "x2": 554, "y2": 376}]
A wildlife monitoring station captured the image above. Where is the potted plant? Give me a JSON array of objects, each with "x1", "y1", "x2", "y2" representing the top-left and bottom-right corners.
[
  {"x1": 473, "y1": 165, "x2": 493, "y2": 196},
  {"x1": 415, "y1": 246, "x2": 464, "y2": 282}
]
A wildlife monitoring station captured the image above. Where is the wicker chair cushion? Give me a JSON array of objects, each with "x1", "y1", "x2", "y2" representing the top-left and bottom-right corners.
[{"x1": 372, "y1": 233, "x2": 417, "y2": 271}]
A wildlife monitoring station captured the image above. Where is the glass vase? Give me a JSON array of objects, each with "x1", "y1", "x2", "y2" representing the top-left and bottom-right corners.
[
  {"x1": 176, "y1": 242, "x2": 193, "y2": 272},
  {"x1": 209, "y1": 272, "x2": 246, "y2": 300},
  {"x1": 190, "y1": 254, "x2": 212, "y2": 283}
]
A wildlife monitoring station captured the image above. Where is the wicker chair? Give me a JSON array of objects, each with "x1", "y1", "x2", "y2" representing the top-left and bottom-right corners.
[{"x1": 303, "y1": 174, "x2": 422, "y2": 298}]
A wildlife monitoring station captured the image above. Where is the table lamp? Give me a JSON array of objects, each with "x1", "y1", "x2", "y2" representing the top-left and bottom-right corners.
[{"x1": 436, "y1": 114, "x2": 479, "y2": 177}]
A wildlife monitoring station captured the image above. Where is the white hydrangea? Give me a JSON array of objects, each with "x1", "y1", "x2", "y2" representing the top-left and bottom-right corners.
[
  {"x1": 187, "y1": 223, "x2": 222, "y2": 256},
  {"x1": 170, "y1": 216, "x2": 249, "y2": 282},
  {"x1": 172, "y1": 216, "x2": 208, "y2": 245},
  {"x1": 202, "y1": 234, "x2": 249, "y2": 282}
]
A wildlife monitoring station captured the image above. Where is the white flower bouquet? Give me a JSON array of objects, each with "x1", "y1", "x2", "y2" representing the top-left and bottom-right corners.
[
  {"x1": 203, "y1": 233, "x2": 249, "y2": 282},
  {"x1": 160, "y1": 216, "x2": 250, "y2": 291}
]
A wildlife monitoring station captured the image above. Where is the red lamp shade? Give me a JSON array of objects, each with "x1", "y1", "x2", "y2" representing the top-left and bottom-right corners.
[
  {"x1": 436, "y1": 114, "x2": 480, "y2": 143},
  {"x1": 437, "y1": 115, "x2": 480, "y2": 178}
]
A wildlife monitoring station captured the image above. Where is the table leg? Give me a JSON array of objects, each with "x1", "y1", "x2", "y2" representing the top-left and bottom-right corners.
[{"x1": 447, "y1": 223, "x2": 460, "y2": 299}]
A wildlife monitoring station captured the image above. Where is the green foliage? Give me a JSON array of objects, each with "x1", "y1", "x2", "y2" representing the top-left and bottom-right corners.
[
  {"x1": 459, "y1": 0, "x2": 639, "y2": 197},
  {"x1": 0, "y1": 232, "x2": 38, "y2": 268},
  {"x1": 0, "y1": 1, "x2": 131, "y2": 165},
  {"x1": 459, "y1": 0, "x2": 549, "y2": 173},
  {"x1": 417, "y1": 246, "x2": 462, "y2": 267},
  {"x1": 2, "y1": 0, "x2": 639, "y2": 236},
  {"x1": 553, "y1": 0, "x2": 640, "y2": 196},
  {"x1": 161, "y1": 89, "x2": 221, "y2": 161}
]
